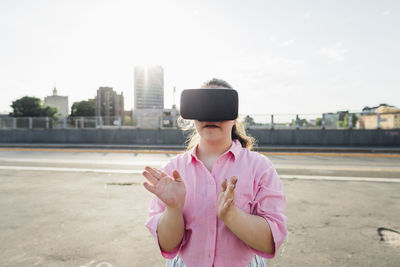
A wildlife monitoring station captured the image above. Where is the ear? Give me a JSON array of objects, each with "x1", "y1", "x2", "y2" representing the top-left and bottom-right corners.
[{"x1": 230, "y1": 120, "x2": 236, "y2": 132}]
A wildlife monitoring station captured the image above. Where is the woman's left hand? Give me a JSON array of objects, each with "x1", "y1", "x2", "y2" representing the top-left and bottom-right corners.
[{"x1": 217, "y1": 176, "x2": 238, "y2": 221}]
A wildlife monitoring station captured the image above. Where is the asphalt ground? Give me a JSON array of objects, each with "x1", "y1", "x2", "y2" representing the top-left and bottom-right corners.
[{"x1": 0, "y1": 149, "x2": 399, "y2": 267}]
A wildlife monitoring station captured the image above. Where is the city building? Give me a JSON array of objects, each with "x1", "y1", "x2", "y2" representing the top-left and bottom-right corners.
[
  {"x1": 321, "y1": 111, "x2": 349, "y2": 128},
  {"x1": 321, "y1": 112, "x2": 339, "y2": 128},
  {"x1": 132, "y1": 107, "x2": 179, "y2": 129},
  {"x1": 95, "y1": 86, "x2": 124, "y2": 120},
  {"x1": 321, "y1": 110, "x2": 359, "y2": 129},
  {"x1": 134, "y1": 65, "x2": 164, "y2": 109},
  {"x1": 44, "y1": 87, "x2": 69, "y2": 117},
  {"x1": 132, "y1": 65, "x2": 176, "y2": 128},
  {"x1": 359, "y1": 104, "x2": 400, "y2": 129}
]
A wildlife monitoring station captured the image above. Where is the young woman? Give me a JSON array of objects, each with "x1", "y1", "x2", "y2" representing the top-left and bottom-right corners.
[{"x1": 143, "y1": 78, "x2": 287, "y2": 267}]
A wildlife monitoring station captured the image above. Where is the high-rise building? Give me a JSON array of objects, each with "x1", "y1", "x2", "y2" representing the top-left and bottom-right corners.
[
  {"x1": 134, "y1": 65, "x2": 164, "y2": 109},
  {"x1": 44, "y1": 87, "x2": 69, "y2": 117},
  {"x1": 95, "y1": 86, "x2": 124, "y2": 118}
]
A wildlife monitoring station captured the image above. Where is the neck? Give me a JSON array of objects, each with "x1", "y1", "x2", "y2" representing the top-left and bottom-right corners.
[{"x1": 197, "y1": 138, "x2": 233, "y2": 159}]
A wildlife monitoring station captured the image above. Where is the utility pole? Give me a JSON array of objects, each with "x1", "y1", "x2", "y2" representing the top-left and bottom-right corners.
[{"x1": 172, "y1": 86, "x2": 176, "y2": 109}]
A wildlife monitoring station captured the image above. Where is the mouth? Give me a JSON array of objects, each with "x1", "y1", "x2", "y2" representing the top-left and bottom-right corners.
[{"x1": 204, "y1": 124, "x2": 219, "y2": 128}]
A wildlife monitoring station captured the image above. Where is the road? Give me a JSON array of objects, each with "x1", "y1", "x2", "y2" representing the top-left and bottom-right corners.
[{"x1": 0, "y1": 149, "x2": 399, "y2": 267}]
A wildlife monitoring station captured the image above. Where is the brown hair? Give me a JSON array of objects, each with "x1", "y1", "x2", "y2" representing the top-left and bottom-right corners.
[{"x1": 178, "y1": 78, "x2": 256, "y2": 151}]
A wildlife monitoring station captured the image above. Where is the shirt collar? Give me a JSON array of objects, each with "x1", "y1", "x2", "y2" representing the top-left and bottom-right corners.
[{"x1": 187, "y1": 139, "x2": 242, "y2": 165}]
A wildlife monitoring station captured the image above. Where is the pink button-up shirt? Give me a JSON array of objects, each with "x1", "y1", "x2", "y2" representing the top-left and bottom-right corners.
[{"x1": 145, "y1": 139, "x2": 287, "y2": 267}]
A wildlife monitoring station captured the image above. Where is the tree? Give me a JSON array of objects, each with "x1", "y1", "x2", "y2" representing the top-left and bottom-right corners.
[
  {"x1": 9, "y1": 96, "x2": 58, "y2": 117},
  {"x1": 315, "y1": 117, "x2": 322, "y2": 126},
  {"x1": 291, "y1": 117, "x2": 311, "y2": 127},
  {"x1": 123, "y1": 115, "x2": 133, "y2": 126},
  {"x1": 337, "y1": 113, "x2": 359, "y2": 128},
  {"x1": 70, "y1": 100, "x2": 96, "y2": 117},
  {"x1": 244, "y1": 115, "x2": 255, "y2": 126}
]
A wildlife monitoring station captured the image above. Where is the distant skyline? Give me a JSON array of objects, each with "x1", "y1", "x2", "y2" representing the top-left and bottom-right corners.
[{"x1": 1, "y1": 0, "x2": 399, "y2": 117}]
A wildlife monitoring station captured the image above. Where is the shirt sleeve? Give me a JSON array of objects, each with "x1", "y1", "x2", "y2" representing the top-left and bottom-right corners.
[
  {"x1": 144, "y1": 160, "x2": 189, "y2": 259},
  {"x1": 249, "y1": 160, "x2": 287, "y2": 259}
]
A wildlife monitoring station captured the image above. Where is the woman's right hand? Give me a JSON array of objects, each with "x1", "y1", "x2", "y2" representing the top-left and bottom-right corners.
[{"x1": 142, "y1": 166, "x2": 186, "y2": 210}]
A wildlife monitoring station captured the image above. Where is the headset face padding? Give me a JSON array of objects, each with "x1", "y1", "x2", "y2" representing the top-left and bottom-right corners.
[{"x1": 180, "y1": 89, "x2": 239, "y2": 121}]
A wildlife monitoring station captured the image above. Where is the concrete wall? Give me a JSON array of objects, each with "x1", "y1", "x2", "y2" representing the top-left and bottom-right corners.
[
  {"x1": 0, "y1": 128, "x2": 399, "y2": 147},
  {"x1": 0, "y1": 129, "x2": 187, "y2": 145},
  {"x1": 248, "y1": 129, "x2": 400, "y2": 146}
]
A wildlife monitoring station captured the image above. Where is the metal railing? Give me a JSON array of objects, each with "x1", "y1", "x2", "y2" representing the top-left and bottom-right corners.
[
  {"x1": 0, "y1": 112, "x2": 398, "y2": 130},
  {"x1": 242, "y1": 113, "x2": 359, "y2": 130}
]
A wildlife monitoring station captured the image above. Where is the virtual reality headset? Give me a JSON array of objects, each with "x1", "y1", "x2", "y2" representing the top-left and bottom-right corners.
[{"x1": 180, "y1": 89, "x2": 238, "y2": 121}]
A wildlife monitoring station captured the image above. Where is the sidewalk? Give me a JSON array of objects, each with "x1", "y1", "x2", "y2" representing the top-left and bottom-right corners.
[{"x1": 1, "y1": 170, "x2": 399, "y2": 266}]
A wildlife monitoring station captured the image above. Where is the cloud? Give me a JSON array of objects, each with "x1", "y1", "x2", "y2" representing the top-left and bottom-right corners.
[
  {"x1": 281, "y1": 39, "x2": 295, "y2": 47},
  {"x1": 381, "y1": 9, "x2": 390, "y2": 16},
  {"x1": 303, "y1": 12, "x2": 311, "y2": 19},
  {"x1": 318, "y1": 42, "x2": 348, "y2": 62}
]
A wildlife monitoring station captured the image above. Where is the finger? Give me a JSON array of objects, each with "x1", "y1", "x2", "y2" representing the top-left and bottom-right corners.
[
  {"x1": 152, "y1": 167, "x2": 164, "y2": 177},
  {"x1": 172, "y1": 170, "x2": 183, "y2": 182},
  {"x1": 145, "y1": 166, "x2": 162, "y2": 179},
  {"x1": 158, "y1": 169, "x2": 170, "y2": 178},
  {"x1": 227, "y1": 182, "x2": 235, "y2": 194},
  {"x1": 223, "y1": 198, "x2": 234, "y2": 209},
  {"x1": 221, "y1": 178, "x2": 227, "y2": 192},
  {"x1": 142, "y1": 170, "x2": 158, "y2": 185},
  {"x1": 227, "y1": 176, "x2": 237, "y2": 190},
  {"x1": 224, "y1": 179, "x2": 236, "y2": 200},
  {"x1": 229, "y1": 176, "x2": 238, "y2": 188},
  {"x1": 233, "y1": 176, "x2": 238, "y2": 187},
  {"x1": 143, "y1": 182, "x2": 156, "y2": 194},
  {"x1": 225, "y1": 176, "x2": 237, "y2": 195}
]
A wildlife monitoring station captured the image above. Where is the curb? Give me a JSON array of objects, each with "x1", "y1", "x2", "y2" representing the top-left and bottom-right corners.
[{"x1": 0, "y1": 143, "x2": 399, "y2": 156}]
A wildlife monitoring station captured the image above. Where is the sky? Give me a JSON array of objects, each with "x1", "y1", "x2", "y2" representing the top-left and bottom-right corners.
[{"x1": 0, "y1": 0, "x2": 399, "y2": 120}]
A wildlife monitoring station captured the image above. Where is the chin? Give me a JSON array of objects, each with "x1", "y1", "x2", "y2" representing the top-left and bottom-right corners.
[{"x1": 202, "y1": 133, "x2": 224, "y2": 143}]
